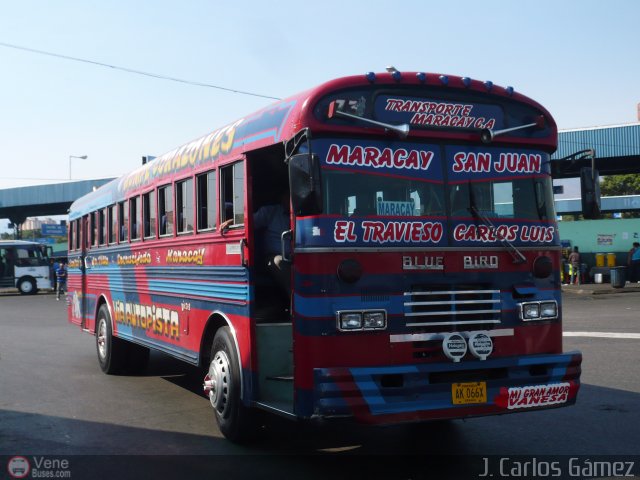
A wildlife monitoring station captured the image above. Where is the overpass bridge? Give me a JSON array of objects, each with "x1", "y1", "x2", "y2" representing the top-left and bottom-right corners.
[
  {"x1": 551, "y1": 123, "x2": 640, "y2": 177},
  {"x1": 0, "y1": 178, "x2": 115, "y2": 237}
]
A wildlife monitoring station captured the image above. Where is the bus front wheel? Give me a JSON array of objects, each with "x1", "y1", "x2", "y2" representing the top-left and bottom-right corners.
[
  {"x1": 96, "y1": 305, "x2": 126, "y2": 374},
  {"x1": 204, "y1": 326, "x2": 255, "y2": 443},
  {"x1": 18, "y1": 278, "x2": 37, "y2": 295}
]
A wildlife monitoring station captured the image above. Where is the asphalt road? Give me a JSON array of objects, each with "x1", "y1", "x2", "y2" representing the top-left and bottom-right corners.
[{"x1": 1, "y1": 291, "x2": 639, "y2": 479}]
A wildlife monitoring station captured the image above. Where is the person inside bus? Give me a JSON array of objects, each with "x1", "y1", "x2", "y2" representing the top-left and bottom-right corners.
[
  {"x1": 4, "y1": 249, "x2": 15, "y2": 274},
  {"x1": 221, "y1": 192, "x2": 291, "y2": 297},
  {"x1": 255, "y1": 192, "x2": 291, "y2": 296}
]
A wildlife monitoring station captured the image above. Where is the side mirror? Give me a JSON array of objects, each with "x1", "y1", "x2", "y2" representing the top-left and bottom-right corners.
[
  {"x1": 580, "y1": 167, "x2": 601, "y2": 219},
  {"x1": 288, "y1": 153, "x2": 323, "y2": 216}
]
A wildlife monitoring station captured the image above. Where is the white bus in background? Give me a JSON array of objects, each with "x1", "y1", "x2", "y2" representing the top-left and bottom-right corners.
[{"x1": 0, "y1": 240, "x2": 53, "y2": 294}]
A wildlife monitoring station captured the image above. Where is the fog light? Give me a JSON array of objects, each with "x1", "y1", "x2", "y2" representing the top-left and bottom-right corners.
[
  {"x1": 339, "y1": 312, "x2": 362, "y2": 330},
  {"x1": 522, "y1": 303, "x2": 540, "y2": 320},
  {"x1": 337, "y1": 259, "x2": 363, "y2": 283},
  {"x1": 540, "y1": 301, "x2": 558, "y2": 318},
  {"x1": 363, "y1": 311, "x2": 386, "y2": 329},
  {"x1": 533, "y1": 255, "x2": 553, "y2": 278}
]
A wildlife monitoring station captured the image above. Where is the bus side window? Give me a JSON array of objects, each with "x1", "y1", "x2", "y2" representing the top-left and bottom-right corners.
[
  {"x1": 69, "y1": 222, "x2": 75, "y2": 251},
  {"x1": 99, "y1": 208, "x2": 107, "y2": 245},
  {"x1": 118, "y1": 201, "x2": 128, "y2": 242},
  {"x1": 159, "y1": 185, "x2": 174, "y2": 236},
  {"x1": 221, "y1": 161, "x2": 245, "y2": 227},
  {"x1": 130, "y1": 196, "x2": 141, "y2": 241},
  {"x1": 84, "y1": 216, "x2": 91, "y2": 249},
  {"x1": 108, "y1": 205, "x2": 117, "y2": 244},
  {"x1": 197, "y1": 170, "x2": 217, "y2": 231},
  {"x1": 176, "y1": 178, "x2": 194, "y2": 234},
  {"x1": 143, "y1": 191, "x2": 157, "y2": 239},
  {"x1": 91, "y1": 212, "x2": 98, "y2": 247},
  {"x1": 75, "y1": 219, "x2": 81, "y2": 250}
]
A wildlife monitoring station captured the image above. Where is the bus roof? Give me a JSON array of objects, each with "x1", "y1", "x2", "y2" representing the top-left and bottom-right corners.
[
  {"x1": 0, "y1": 240, "x2": 46, "y2": 247},
  {"x1": 70, "y1": 71, "x2": 556, "y2": 220}
]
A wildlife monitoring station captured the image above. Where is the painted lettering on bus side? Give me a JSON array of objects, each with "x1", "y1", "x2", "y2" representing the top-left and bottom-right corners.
[
  {"x1": 68, "y1": 258, "x2": 82, "y2": 269},
  {"x1": 113, "y1": 300, "x2": 180, "y2": 340},
  {"x1": 120, "y1": 119, "x2": 243, "y2": 192},
  {"x1": 90, "y1": 255, "x2": 110, "y2": 267},
  {"x1": 117, "y1": 252, "x2": 152, "y2": 266},
  {"x1": 166, "y1": 248, "x2": 206, "y2": 265}
]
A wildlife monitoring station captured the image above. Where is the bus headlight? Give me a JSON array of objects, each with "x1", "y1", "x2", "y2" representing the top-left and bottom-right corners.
[
  {"x1": 522, "y1": 303, "x2": 540, "y2": 320},
  {"x1": 338, "y1": 312, "x2": 362, "y2": 330},
  {"x1": 337, "y1": 310, "x2": 387, "y2": 331},
  {"x1": 519, "y1": 301, "x2": 558, "y2": 321},
  {"x1": 363, "y1": 311, "x2": 386, "y2": 329},
  {"x1": 540, "y1": 301, "x2": 558, "y2": 318}
]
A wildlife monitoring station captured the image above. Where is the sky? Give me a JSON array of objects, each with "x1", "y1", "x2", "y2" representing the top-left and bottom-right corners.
[{"x1": 1, "y1": 0, "x2": 639, "y2": 230}]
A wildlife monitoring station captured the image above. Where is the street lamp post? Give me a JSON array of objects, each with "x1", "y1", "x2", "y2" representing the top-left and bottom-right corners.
[{"x1": 69, "y1": 155, "x2": 88, "y2": 180}]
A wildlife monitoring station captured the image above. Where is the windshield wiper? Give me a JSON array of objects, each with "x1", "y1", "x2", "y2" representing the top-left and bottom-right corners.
[
  {"x1": 468, "y1": 182, "x2": 526, "y2": 264},
  {"x1": 480, "y1": 115, "x2": 546, "y2": 144},
  {"x1": 532, "y1": 180, "x2": 548, "y2": 221},
  {"x1": 327, "y1": 101, "x2": 410, "y2": 138}
]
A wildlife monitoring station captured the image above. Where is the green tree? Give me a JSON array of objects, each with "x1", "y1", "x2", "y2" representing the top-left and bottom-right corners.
[
  {"x1": 600, "y1": 174, "x2": 640, "y2": 218},
  {"x1": 600, "y1": 174, "x2": 640, "y2": 196}
]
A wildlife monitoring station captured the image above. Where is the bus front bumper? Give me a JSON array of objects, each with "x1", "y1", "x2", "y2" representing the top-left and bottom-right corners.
[{"x1": 310, "y1": 352, "x2": 582, "y2": 424}]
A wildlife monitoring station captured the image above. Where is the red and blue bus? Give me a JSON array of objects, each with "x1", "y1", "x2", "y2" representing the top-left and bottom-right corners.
[{"x1": 67, "y1": 70, "x2": 582, "y2": 442}]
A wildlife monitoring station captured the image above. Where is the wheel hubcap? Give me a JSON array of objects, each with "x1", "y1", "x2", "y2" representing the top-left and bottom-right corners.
[
  {"x1": 97, "y1": 319, "x2": 107, "y2": 359},
  {"x1": 204, "y1": 350, "x2": 231, "y2": 415}
]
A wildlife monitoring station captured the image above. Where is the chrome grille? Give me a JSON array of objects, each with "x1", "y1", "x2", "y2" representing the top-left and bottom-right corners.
[{"x1": 404, "y1": 285, "x2": 501, "y2": 327}]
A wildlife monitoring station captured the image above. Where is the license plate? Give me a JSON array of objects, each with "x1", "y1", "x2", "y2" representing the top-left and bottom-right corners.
[{"x1": 452, "y1": 381, "x2": 487, "y2": 405}]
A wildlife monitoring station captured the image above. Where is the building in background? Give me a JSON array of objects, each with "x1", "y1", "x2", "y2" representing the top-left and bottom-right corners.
[{"x1": 21, "y1": 217, "x2": 57, "y2": 231}]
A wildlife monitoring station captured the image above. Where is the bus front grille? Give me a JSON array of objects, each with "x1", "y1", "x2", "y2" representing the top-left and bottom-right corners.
[{"x1": 403, "y1": 285, "x2": 501, "y2": 328}]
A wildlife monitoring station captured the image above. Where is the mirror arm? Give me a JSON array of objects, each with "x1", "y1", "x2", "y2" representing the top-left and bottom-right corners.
[{"x1": 281, "y1": 230, "x2": 292, "y2": 263}]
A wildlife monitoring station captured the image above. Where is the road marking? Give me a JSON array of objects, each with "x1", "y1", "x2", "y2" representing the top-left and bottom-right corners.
[{"x1": 564, "y1": 331, "x2": 640, "y2": 339}]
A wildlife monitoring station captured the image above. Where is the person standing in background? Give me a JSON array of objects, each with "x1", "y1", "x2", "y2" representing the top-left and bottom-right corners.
[
  {"x1": 568, "y1": 246, "x2": 581, "y2": 285},
  {"x1": 629, "y1": 242, "x2": 640, "y2": 283},
  {"x1": 55, "y1": 262, "x2": 67, "y2": 301}
]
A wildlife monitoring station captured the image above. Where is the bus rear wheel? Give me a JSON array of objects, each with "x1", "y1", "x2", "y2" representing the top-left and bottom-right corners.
[
  {"x1": 204, "y1": 326, "x2": 255, "y2": 443},
  {"x1": 96, "y1": 305, "x2": 126, "y2": 374}
]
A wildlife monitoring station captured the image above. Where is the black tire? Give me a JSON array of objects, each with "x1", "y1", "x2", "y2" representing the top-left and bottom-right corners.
[
  {"x1": 96, "y1": 304, "x2": 126, "y2": 374},
  {"x1": 205, "y1": 326, "x2": 255, "y2": 443},
  {"x1": 18, "y1": 278, "x2": 36, "y2": 295}
]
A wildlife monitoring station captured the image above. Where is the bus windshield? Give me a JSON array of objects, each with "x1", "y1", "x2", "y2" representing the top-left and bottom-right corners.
[
  {"x1": 323, "y1": 171, "x2": 555, "y2": 222},
  {"x1": 323, "y1": 171, "x2": 445, "y2": 217}
]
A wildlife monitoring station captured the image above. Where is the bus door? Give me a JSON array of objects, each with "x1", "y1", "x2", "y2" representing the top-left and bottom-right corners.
[
  {"x1": 0, "y1": 246, "x2": 15, "y2": 288},
  {"x1": 73, "y1": 216, "x2": 90, "y2": 329},
  {"x1": 244, "y1": 148, "x2": 295, "y2": 413}
]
